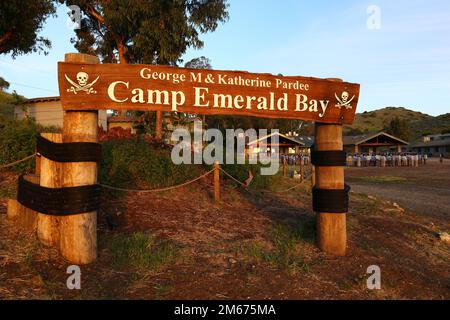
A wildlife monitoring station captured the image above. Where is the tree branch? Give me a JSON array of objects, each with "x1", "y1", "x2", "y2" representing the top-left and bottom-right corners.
[{"x1": 0, "y1": 31, "x2": 13, "y2": 47}]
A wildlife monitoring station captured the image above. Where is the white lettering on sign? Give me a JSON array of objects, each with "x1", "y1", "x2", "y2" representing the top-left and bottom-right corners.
[
  {"x1": 107, "y1": 83, "x2": 331, "y2": 117},
  {"x1": 59, "y1": 62, "x2": 360, "y2": 124}
]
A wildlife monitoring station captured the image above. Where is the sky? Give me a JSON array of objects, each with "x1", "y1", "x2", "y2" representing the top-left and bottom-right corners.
[{"x1": 1, "y1": 0, "x2": 449, "y2": 116}]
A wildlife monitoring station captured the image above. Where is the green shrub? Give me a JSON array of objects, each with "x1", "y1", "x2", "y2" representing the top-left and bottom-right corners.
[
  {"x1": 0, "y1": 117, "x2": 38, "y2": 172},
  {"x1": 0, "y1": 117, "x2": 62, "y2": 173},
  {"x1": 99, "y1": 139, "x2": 203, "y2": 190}
]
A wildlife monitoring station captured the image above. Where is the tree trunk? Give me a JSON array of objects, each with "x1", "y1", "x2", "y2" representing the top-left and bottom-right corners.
[
  {"x1": 116, "y1": 42, "x2": 127, "y2": 65},
  {"x1": 156, "y1": 111, "x2": 162, "y2": 139},
  {"x1": 113, "y1": 36, "x2": 162, "y2": 140}
]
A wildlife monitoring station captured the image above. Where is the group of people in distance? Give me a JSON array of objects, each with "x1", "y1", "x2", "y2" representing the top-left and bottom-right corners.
[
  {"x1": 280, "y1": 153, "x2": 311, "y2": 166},
  {"x1": 279, "y1": 152, "x2": 435, "y2": 168},
  {"x1": 346, "y1": 153, "x2": 428, "y2": 167}
]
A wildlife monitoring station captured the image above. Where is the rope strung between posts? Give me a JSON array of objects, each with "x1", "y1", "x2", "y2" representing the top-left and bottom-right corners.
[
  {"x1": 275, "y1": 183, "x2": 304, "y2": 193},
  {"x1": 218, "y1": 167, "x2": 305, "y2": 194},
  {"x1": 218, "y1": 167, "x2": 249, "y2": 188},
  {"x1": 99, "y1": 169, "x2": 215, "y2": 193},
  {"x1": 0, "y1": 153, "x2": 36, "y2": 169}
]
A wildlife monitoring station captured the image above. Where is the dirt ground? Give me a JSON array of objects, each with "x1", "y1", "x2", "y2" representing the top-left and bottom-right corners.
[
  {"x1": 0, "y1": 165, "x2": 449, "y2": 300},
  {"x1": 345, "y1": 158, "x2": 450, "y2": 220}
]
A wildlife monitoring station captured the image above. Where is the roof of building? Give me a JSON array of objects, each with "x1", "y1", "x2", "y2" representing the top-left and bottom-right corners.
[
  {"x1": 409, "y1": 139, "x2": 450, "y2": 148},
  {"x1": 422, "y1": 133, "x2": 450, "y2": 139},
  {"x1": 294, "y1": 136, "x2": 315, "y2": 147},
  {"x1": 23, "y1": 96, "x2": 61, "y2": 104},
  {"x1": 342, "y1": 131, "x2": 409, "y2": 146},
  {"x1": 248, "y1": 132, "x2": 306, "y2": 146}
]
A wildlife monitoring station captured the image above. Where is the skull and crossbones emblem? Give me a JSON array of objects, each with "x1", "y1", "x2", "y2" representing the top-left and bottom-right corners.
[
  {"x1": 65, "y1": 71, "x2": 99, "y2": 95},
  {"x1": 335, "y1": 91, "x2": 355, "y2": 109}
]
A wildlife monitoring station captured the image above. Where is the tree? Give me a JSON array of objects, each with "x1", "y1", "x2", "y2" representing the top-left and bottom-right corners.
[
  {"x1": 59, "y1": 0, "x2": 229, "y2": 64},
  {"x1": 385, "y1": 116, "x2": 410, "y2": 141},
  {"x1": 0, "y1": 1, "x2": 56, "y2": 57},
  {"x1": 345, "y1": 127, "x2": 366, "y2": 136},
  {"x1": 136, "y1": 56, "x2": 213, "y2": 136},
  {"x1": 59, "y1": 0, "x2": 229, "y2": 138},
  {"x1": 185, "y1": 56, "x2": 212, "y2": 69},
  {"x1": 0, "y1": 77, "x2": 9, "y2": 91}
]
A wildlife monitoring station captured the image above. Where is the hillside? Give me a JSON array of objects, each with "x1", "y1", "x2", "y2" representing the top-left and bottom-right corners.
[
  {"x1": 344, "y1": 107, "x2": 450, "y2": 141},
  {"x1": 410, "y1": 113, "x2": 450, "y2": 137}
]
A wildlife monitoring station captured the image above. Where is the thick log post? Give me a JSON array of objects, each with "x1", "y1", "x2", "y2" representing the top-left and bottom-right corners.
[
  {"x1": 8, "y1": 175, "x2": 39, "y2": 232},
  {"x1": 59, "y1": 53, "x2": 99, "y2": 264},
  {"x1": 37, "y1": 133, "x2": 63, "y2": 246},
  {"x1": 214, "y1": 160, "x2": 220, "y2": 203},
  {"x1": 313, "y1": 77, "x2": 347, "y2": 256},
  {"x1": 35, "y1": 153, "x2": 41, "y2": 175},
  {"x1": 6, "y1": 199, "x2": 19, "y2": 220},
  {"x1": 314, "y1": 123, "x2": 347, "y2": 256}
]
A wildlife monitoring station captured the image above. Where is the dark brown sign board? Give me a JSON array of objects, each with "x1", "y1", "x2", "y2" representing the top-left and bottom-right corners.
[{"x1": 58, "y1": 62, "x2": 360, "y2": 124}]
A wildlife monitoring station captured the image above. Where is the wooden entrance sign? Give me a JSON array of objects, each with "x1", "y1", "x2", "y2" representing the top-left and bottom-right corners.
[
  {"x1": 58, "y1": 62, "x2": 359, "y2": 124},
  {"x1": 56, "y1": 56, "x2": 360, "y2": 258},
  {"x1": 2, "y1": 53, "x2": 362, "y2": 263}
]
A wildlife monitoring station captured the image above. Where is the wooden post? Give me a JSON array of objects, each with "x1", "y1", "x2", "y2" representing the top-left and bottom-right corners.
[
  {"x1": 311, "y1": 165, "x2": 315, "y2": 188},
  {"x1": 6, "y1": 199, "x2": 19, "y2": 220},
  {"x1": 37, "y1": 133, "x2": 63, "y2": 246},
  {"x1": 300, "y1": 157, "x2": 304, "y2": 182},
  {"x1": 35, "y1": 153, "x2": 41, "y2": 175},
  {"x1": 8, "y1": 175, "x2": 39, "y2": 232},
  {"x1": 214, "y1": 160, "x2": 220, "y2": 203},
  {"x1": 313, "y1": 77, "x2": 347, "y2": 256},
  {"x1": 156, "y1": 110, "x2": 162, "y2": 140},
  {"x1": 59, "y1": 53, "x2": 99, "y2": 264},
  {"x1": 314, "y1": 123, "x2": 346, "y2": 256}
]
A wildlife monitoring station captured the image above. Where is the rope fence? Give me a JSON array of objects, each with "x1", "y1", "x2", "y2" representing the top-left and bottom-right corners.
[
  {"x1": 2, "y1": 153, "x2": 309, "y2": 202},
  {"x1": 99, "y1": 169, "x2": 215, "y2": 193},
  {"x1": 218, "y1": 167, "x2": 306, "y2": 194},
  {"x1": 0, "y1": 154, "x2": 36, "y2": 169},
  {"x1": 218, "y1": 167, "x2": 249, "y2": 188},
  {"x1": 100, "y1": 166, "x2": 307, "y2": 196}
]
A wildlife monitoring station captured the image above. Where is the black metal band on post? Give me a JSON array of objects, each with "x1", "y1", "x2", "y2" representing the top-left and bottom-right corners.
[
  {"x1": 312, "y1": 184, "x2": 351, "y2": 213},
  {"x1": 17, "y1": 175, "x2": 101, "y2": 216},
  {"x1": 311, "y1": 150, "x2": 347, "y2": 167},
  {"x1": 36, "y1": 135, "x2": 102, "y2": 163}
]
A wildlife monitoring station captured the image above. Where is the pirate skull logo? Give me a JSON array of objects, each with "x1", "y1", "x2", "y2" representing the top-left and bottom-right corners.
[
  {"x1": 76, "y1": 72, "x2": 89, "y2": 86},
  {"x1": 65, "y1": 71, "x2": 99, "y2": 95},
  {"x1": 335, "y1": 91, "x2": 355, "y2": 109}
]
